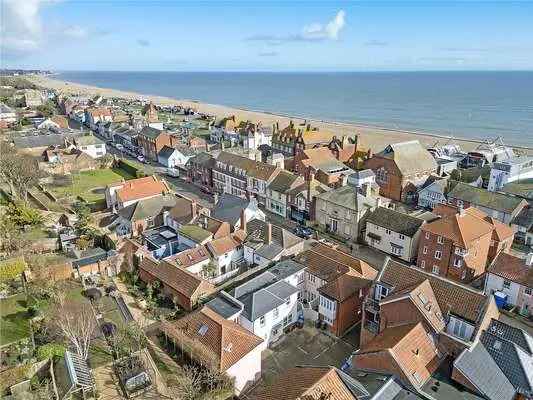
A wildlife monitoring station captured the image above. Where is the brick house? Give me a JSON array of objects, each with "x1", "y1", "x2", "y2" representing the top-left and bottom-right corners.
[
  {"x1": 286, "y1": 175, "x2": 330, "y2": 223},
  {"x1": 105, "y1": 175, "x2": 170, "y2": 209},
  {"x1": 271, "y1": 121, "x2": 334, "y2": 158},
  {"x1": 294, "y1": 147, "x2": 355, "y2": 188},
  {"x1": 416, "y1": 205, "x2": 514, "y2": 283},
  {"x1": 293, "y1": 243, "x2": 378, "y2": 337},
  {"x1": 363, "y1": 140, "x2": 437, "y2": 203},
  {"x1": 137, "y1": 126, "x2": 177, "y2": 161},
  {"x1": 138, "y1": 256, "x2": 215, "y2": 311},
  {"x1": 186, "y1": 152, "x2": 214, "y2": 188},
  {"x1": 265, "y1": 170, "x2": 304, "y2": 218},
  {"x1": 360, "y1": 259, "x2": 499, "y2": 360}
]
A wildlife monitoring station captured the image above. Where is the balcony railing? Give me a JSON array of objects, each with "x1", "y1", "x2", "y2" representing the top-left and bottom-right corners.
[{"x1": 364, "y1": 298, "x2": 380, "y2": 313}]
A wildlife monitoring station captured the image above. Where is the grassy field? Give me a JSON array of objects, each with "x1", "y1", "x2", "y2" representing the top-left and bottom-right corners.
[
  {"x1": 0, "y1": 293, "x2": 31, "y2": 346},
  {"x1": 48, "y1": 168, "x2": 134, "y2": 202}
]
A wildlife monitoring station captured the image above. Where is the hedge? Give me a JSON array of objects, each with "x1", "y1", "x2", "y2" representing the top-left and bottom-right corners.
[{"x1": 117, "y1": 159, "x2": 140, "y2": 177}]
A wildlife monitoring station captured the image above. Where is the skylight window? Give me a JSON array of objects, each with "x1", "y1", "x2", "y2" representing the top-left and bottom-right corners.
[{"x1": 198, "y1": 325, "x2": 208, "y2": 336}]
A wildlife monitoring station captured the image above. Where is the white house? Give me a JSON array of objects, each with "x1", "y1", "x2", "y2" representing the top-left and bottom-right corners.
[
  {"x1": 265, "y1": 170, "x2": 304, "y2": 218},
  {"x1": 162, "y1": 307, "x2": 263, "y2": 395},
  {"x1": 157, "y1": 145, "x2": 195, "y2": 169},
  {"x1": 484, "y1": 252, "x2": 533, "y2": 317},
  {"x1": 488, "y1": 156, "x2": 533, "y2": 192},
  {"x1": 417, "y1": 176, "x2": 448, "y2": 210},
  {"x1": 206, "y1": 233, "x2": 245, "y2": 283},
  {"x1": 212, "y1": 194, "x2": 266, "y2": 232},
  {"x1": 365, "y1": 207, "x2": 428, "y2": 263},
  {"x1": 85, "y1": 107, "x2": 113, "y2": 131},
  {"x1": 73, "y1": 135, "x2": 107, "y2": 158},
  {"x1": 232, "y1": 271, "x2": 299, "y2": 347},
  {"x1": 347, "y1": 169, "x2": 375, "y2": 188},
  {"x1": 105, "y1": 175, "x2": 169, "y2": 210}
]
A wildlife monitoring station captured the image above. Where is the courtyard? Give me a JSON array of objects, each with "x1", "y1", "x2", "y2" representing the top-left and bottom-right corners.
[{"x1": 260, "y1": 324, "x2": 356, "y2": 387}]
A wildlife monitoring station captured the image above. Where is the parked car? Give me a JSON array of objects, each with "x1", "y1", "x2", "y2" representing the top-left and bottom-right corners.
[
  {"x1": 137, "y1": 155, "x2": 145, "y2": 163},
  {"x1": 200, "y1": 185, "x2": 213, "y2": 195},
  {"x1": 293, "y1": 225, "x2": 314, "y2": 239}
]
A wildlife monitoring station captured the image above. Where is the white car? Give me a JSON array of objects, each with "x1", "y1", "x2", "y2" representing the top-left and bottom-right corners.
[{"x1": 137, "y1": 155, "x2": 145, "y2": 163}]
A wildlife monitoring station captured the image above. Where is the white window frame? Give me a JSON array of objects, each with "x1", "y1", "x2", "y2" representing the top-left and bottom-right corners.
[
  {"x1": 435, "y1": 250, "x2": 442, "y2": 260},
  {"x1": 432, "y1": 265, "x2": 440, "y2": 275}
]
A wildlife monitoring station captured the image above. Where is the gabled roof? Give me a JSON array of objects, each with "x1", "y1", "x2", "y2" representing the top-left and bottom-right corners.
[
  {"x1": 366, "y1": 207, "x2": 426, "y2": 237},
  {"x1": 315, "y1": 185, "x2": 378, "y2": 212},
  {"x1": 178, "y1": 224, "x2": 212, "y2": 243},
  {"x1": 160, "y1": 307, "x2": 263, "y2": 371},
  {"x1": 117, "y1": 194, "x2": 177, "y2": 222},
  {"x1": 454, "y1": 342, "x2": 515, "y2": 400},
  {"x1": 167, "y1": 197, "x2": 197, "y2": 225},
  {"x1": 448, "y1": 182, "x2": 527, "y2": 214},
  {"x1": 158, "y1": 145, "x2": 177, "y2": 160},
  {"x1": 166, "y1": 246, "x2": 209, "y2": 269},
  {"x1": 318, "y1": 272, "x2": 371, "y2": 302},
  {"x1": 249, "y1": 366, "x2": 367, "y2": 400},
  {"x1": 206, "y1": 233, "x2": 242, "y2": 257},
  {"x1": 267, "y1": 170, "x2": 304, "y2": 193},
  {"x1": 245, "y1": 219, "x2": 303, "y2": 251},
  {"x1": 74, "y1": 135, "x2": 104, "y2": 146},
  {"x1": 139, "y1": 256, "x2": 214, "y2": 299},
  {"x1": 212, "y1": 194, "x2": 262, "y2": 225},
  {"x1": 375, "y1": 141, "x2": 437, "y2": 175},
  {"x1": 378, "y1": 259, "x2": 488, "y2": 323},
  {"x1": 216, "y1": 151, "x2": 280, "y2": 181},
  {"x1": 139, "y1": 126, "x2": 166, "y2": 139},
  {"x1": 114, "y1": 175, "x2": 169, "y2": 203}
]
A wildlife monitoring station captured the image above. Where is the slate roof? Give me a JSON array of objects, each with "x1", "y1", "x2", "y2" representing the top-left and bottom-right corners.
[
  {"x1": 217, "y1": 151, "x2": 280, "y2": 181},
  {"x1": 448, "y1": 182, "x2": 527, "y2": 214},
  {"x1": 489, "y1": 253, "x2": 533, "y2": 288},
  {"x1": 139, "y1": 126, "x2": 165, "y2": 139},
  {"x1": 72, "y1": 247, "x2": 108, "y2": 268},
  {"x1": 13, "y1": 131, "x2": 84, "y2": 149},
  {"x1": 158, "y1": 145, "x2": 176, "y2": 160},
  {"x1": 161, "y1": 307, "x2": 263, "y2": 371},
  {"x1": 453, "y1": 342, "x2": 515, "y2": 400},
  {"x1": 245, "y1": 219, "x2": 304, "y2": 257},
  {"x1": 205, "y1": 291, "x2": 244, "y2": 319},
  {"x1": 375, "y1": 141, "x2": 437, "y2": 175},
  {"x1": 315, "y1": 185, "x2": 378, "y2": 212},
  {"x1": 379, "y1": 259, "x2": 488, "y2": 323},
  {"x1": 481, "y1": 326, "x2": 533, "y2": 396},
  {"x1": 233, "y1": 271, "x2": 298, "y2": 321},
  {"x1": 117, "y1": 194, "x2": 177, "y2": 222},
  {"x1": 511, "y1": 205, "x2": 533, "y2": 230},
  {"x1": 75, "y1": 135, "x2": 104, "y2": 146},
  {"x1": 266, "y1": 259, "x2": 307, "y2": 281},
  {"x1": 212, "y1": 194, "x2": 248, "y2": 225},
  {"x1": 366, "y1": 207, "x2": 425, "y2": 237},
  {"x1": 267, "y1": 170, "x2": 303, "y2": 193}
]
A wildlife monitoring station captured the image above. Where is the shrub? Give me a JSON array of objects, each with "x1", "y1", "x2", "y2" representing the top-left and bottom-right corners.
[
  {"x1": 6, "y1": 202, "x2": 43, "y2": 227},
  {"x1": 0, "y1": 257, "x2": 27, "y2": 283},
  {"x1": 36, "y1": 343, "x2": 66, "y2": 361}
]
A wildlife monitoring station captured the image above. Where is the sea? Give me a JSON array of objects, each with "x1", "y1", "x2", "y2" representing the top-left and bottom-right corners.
[{"x1": 57, "y1": 71, "x2": 533, "y2": 147}]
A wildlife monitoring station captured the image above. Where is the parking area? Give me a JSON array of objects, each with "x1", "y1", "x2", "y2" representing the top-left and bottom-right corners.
[{"x1": 260, "y1": 324, "x2": 356, "y2": 387}]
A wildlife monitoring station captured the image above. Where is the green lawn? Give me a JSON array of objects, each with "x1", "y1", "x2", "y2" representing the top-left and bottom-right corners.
[
  {"x1": 48, "y1": 168, "x2": 133, "y2": 202},
  {"x1": 0, "y1": 293, "x2": 31, "y2": 346}
]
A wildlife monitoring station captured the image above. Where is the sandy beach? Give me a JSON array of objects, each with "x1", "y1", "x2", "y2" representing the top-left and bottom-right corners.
[{"x1": 29, "y1": 74, "x2": 532, "y2": 153}]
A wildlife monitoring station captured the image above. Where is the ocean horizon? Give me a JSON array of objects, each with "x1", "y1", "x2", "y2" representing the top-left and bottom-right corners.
[{"x1": 57, "y1": 70, "x2": 533, "y2": 147}]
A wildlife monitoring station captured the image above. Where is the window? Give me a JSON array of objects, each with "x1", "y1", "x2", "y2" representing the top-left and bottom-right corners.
[
  {"x1": 375, "y1": 285, "x2": 389, "y2": 300},
  {"x1": 285, "y1": 298, "x2": 290, "y2": 306},
  {"x1": 453, "y1": 258, "x2": 462, "y2": 268},
  {"x1": 412, "y1": 371, "x2": 422, "y2": 385},
  {"x1": 435, "y1": 250, "x2": 442, "y2": 260},
  {"x1": 457, "y1": 200, "x2": 464, "y2": 208},
  {"x1": 273, "y1": 307, "x2": 279, "y2": 318},
  {"x1": 420, "y1": 260, "x2": 426, "y2": 269},
  {"x1": 259, "y1": 316, "x2": 265, "y2": 326},
  {"x1": 461, "y1": 270, "x2": 467, "y2": 280},
  {"x1": 525, "y1": 288, "x2": 532, "y2": 296},
  {"x1": 376, "y1": 168, "x2": 388, "y2": 183},
  {"x1": 432, "y1": 265, "x2": 440, "y2": 275},
  {"x1": 425, "y1": 232, "x2": 430, "y2": 240},
  {"x1": 391, "y1": 245, "x2": 403, "y2": 256},
  {"x1": 386, "y1": 229, "x2": 392, "y2": 235},
  {"x1": 437, "y1": 236, "x2": 444, "y2": 244},
  {"x1": 423, "y1": 246, "x2": 428, "y2": 254},
  {"x1": 399, "y1": 234, "x2": 405, "y2": 240},
  {"x1": 503, "y1": 280, "x2": 511, "y2": 289}
]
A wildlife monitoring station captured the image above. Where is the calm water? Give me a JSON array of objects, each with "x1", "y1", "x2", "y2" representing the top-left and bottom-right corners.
[{"x1": 57, "y1": 71, "x2": 533, "y2": 147}]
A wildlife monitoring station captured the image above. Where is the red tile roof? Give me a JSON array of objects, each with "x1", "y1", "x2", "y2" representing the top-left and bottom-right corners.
[
  {"x1": 115, "y1": 175, "x2": 169, "y2": 203},
  {"x1": 166, "y1": 246, "x2": 209, "y2": 269},
  {"x1": 489, "y1": 253, "x2": 533, "y2": 288},
  {"x1": 161, "y1": 307, "x2": 263, "y2": 371}
]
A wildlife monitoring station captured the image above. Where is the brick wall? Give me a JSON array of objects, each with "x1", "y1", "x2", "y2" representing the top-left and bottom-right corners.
[
  {"x1": 138, "y1": 268, "x2": 193, "y2": 311},
  {"x1": 332, "y1": 289, "x2": 367, "y2": 337},
  {"x1": 363, "y1": 157, "x2": 403, "y2": 201}
]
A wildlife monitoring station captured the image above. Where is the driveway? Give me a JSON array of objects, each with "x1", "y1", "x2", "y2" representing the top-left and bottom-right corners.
[{"x1": 260, "y1": 324, "x2": 356, "y2": 387}]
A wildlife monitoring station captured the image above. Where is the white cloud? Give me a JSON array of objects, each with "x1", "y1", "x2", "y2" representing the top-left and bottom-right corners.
[
  {"x1": 63, "y1": 25, "x2": 88, "y2": 39},
  {"x1": 246, "y1": 10, "x2": 346, "y2": 44}
]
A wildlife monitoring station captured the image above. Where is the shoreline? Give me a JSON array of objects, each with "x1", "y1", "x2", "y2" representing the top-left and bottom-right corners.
[{"x1": 28, "y1": 75, "x2": 532, "y2": 152}]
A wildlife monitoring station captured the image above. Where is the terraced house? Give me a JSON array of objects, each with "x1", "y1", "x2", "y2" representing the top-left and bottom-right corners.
[
  {"x1": 265, "y1": 170, "x2": 304, "y2": 218},
  {"x1": 212, "y1": 151, "x2": 280, "y2": 203}
]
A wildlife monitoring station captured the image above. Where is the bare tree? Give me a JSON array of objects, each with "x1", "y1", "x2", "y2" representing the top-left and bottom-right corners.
[
  {"x1": 54, "y1": 301, "x2": 96, "y2": 360},
  {"x1": 0, "y1": 143, "x2": 42, "y2": 203}
]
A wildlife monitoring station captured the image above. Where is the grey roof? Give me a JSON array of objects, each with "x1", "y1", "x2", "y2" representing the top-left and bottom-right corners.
[
  {"x1": 13, "y1": 131, "x2": 84, "y2": 149},
  {"x1": 448, "y1": 182, "x2": 526, "y2": 214},
  {"x1": 158, "y1": 145, "x2": 177, "y2": 160},
  {"x1": 348, "y1": 369, "x2": 417, "y2": 400},
  {"x1": 75, "y1": 135, "x2": 104, "y2": 146},
  {"x1": 245, "y1": 219, "x2": 303, "y2": 254},
  {"x1": 366, "y1": 207, "x2": 425, "y2": 237},
  {"x1": 233, "y1": 271, "x2": 298, "y2": 321},
  {"x1": 481, "y1": 328, "x2": 533, "y2": 396},
  {"x1": 118, "y1": 194, "x2": 177, "y2": 222},
  {"x1": 511, "y1": 205, "x2": 533, "y2": 230},
  {"x1": 350, "y1": 169, "x2": 375, "y2": 180},
  {"x1": 376, "y1": 141, "x2": 437, "y2": 175},
  {"x1": 212, "y1": 194, "x2": 247, "y2": 225},
  {"x1": 454, "y1": 342, "x2": 515, "y2": 400},
  {"x1": 485, "y1": 319, "x2": 533, "y2": 355},
  {"x1": 205, "y1": 291, "x2": 243, "y2": 319},
  {"x1": 72, "y1": 247, "x2": 108, "y2": 268},
  {"x1": 267, "y1": 170, "x2": 302, "y2": 193},
  {"x1": 417, "y1": 175, "x2": 448, "y2": 192},
  {"x1": 267, "y1": 259, "x2": 306, "y2": 280},
  {"x1": 140, "y1": 126, "x2": 165, "y2": 139},
  {"x1": 315, "y1": 185, "x2": 377, "y2": 211}
]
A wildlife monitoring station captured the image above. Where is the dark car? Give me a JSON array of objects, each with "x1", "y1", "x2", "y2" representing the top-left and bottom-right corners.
[{"x1": 293, "y1": 225, "x2": 314, "y2": 239}]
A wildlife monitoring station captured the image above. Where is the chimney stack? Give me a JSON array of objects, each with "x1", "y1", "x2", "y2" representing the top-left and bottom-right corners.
[
  {"x1": 190, "y1": 201, "x2": 197, "y2": 218},
  {"x1": 307, "y1": 172, "x2": 315, "y2": 203},
  {"x1": 267, "y1": 223, "x2": 272, "y2": 245},
  {"x1": 240, "y1": 209, "x2": 247, "y2": 233}
]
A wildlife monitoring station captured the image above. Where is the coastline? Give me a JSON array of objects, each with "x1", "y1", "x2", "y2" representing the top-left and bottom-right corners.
[{"x1": 29, "y1": 74, "x2": 532, "y2": 153}]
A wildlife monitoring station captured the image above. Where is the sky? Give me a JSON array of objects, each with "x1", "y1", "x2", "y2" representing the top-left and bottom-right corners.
[{"x1": 2, "y1": 0, "x2": 533, "y2": 71}]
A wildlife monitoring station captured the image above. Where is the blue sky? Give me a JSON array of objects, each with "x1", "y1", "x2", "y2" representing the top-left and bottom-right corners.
[{"x1": 2, "y1": 1, "x2": 533, "y2": 71}]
